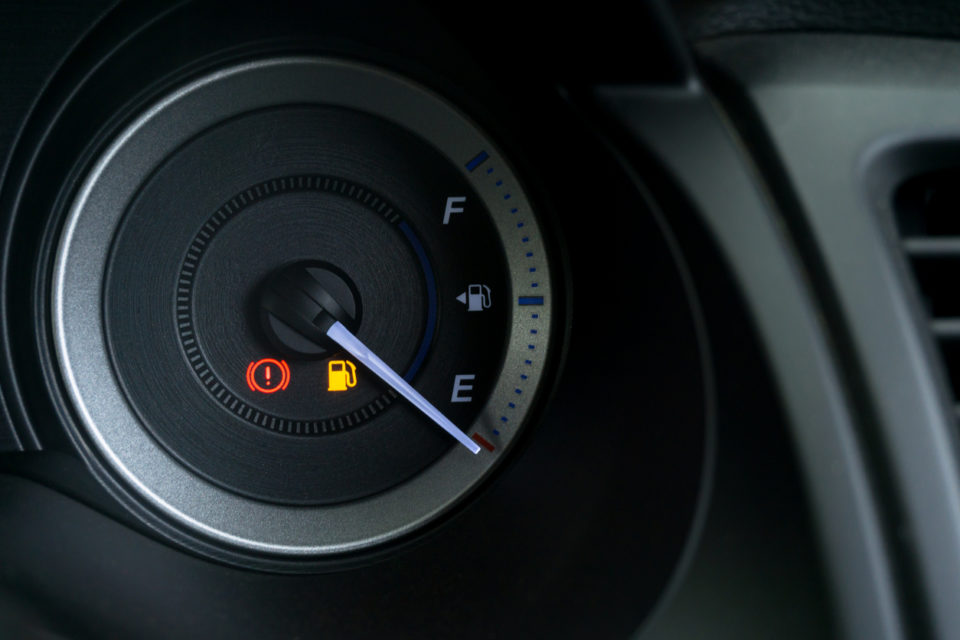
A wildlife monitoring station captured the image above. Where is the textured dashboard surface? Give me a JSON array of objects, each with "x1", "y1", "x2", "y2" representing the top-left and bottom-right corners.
[{"x1": 674, "y1": 0, "x2": 960, "y2": 40}]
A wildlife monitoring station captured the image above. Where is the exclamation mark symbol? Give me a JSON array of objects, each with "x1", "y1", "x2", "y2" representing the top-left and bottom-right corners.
[{"x1": 246, "y1": 359, "x2": 290, "y2": 394}]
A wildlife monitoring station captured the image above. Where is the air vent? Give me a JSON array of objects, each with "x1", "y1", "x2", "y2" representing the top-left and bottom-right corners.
[{"x1": 894, "y1": 168, "x2": 960, "y2": 405}]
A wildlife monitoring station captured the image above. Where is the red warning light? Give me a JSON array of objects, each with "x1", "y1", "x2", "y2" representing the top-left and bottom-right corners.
[{"x1": 246, "y1": 358, "x2": 291, "y2": 394}]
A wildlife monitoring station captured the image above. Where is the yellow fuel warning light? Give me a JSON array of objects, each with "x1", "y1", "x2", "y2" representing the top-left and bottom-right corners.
[{"x1": 328, "y1": 360, "x2": 357, "y2": 392}]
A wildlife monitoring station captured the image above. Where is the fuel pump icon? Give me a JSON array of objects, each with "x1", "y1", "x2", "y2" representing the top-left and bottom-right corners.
[
  {"x1": 456, "y1": 284, "x2": 491, "y2": 312},
  {"x1": 328, "y1": 360, "x2": 357, "y2": 392}
]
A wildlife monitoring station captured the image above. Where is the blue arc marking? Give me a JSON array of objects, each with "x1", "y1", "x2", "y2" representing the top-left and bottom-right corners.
[
  {"x1": 399, "y1": 222, "x2": 437, "y2": 382},
  {"x1": 518, "y1": 296, "x2": 544, "y2": 306}
]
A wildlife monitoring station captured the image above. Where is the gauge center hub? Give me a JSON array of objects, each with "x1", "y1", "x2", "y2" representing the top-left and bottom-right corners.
[{"x1": 260, "y1": 261, "x2": 362, "y2": 358}]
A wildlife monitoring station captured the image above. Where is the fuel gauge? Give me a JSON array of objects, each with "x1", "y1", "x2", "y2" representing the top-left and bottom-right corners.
[{"x1": 53, "y1": 58, "x2": 559, "y2": 561}]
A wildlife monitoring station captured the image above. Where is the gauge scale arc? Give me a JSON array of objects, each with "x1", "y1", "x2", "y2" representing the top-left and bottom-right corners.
[{"x1": 52, "y1": 58, "x2": 556, "y2": 557}]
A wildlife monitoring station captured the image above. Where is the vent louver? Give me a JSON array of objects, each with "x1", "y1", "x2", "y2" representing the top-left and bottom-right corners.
[{"x1": 894, "y1": 169, "x2": 960, "y2": 403}]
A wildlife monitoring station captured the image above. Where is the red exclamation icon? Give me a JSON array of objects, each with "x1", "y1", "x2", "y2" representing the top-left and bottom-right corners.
[{"x1": 246, "y1": 358, "x2": 291, "y2": 394}]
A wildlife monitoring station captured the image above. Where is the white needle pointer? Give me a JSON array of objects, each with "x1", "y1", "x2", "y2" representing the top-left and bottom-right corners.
[{"x1": 326, "y1": 321, "x2": 481, "y2": 454}]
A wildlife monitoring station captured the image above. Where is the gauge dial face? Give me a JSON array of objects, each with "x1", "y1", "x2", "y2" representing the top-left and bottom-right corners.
[{"x1": 53, "y1": 59, "x2": 556, "y2": 557}]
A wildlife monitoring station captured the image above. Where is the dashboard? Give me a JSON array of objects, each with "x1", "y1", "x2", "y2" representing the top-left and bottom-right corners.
[{"x1": 2, "y1": 1, "x2": 960, "y2": 638}]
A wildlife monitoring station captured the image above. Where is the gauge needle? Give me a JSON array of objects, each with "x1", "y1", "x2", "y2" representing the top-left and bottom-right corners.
[{"x1": 325, "y1": 321, "x2": 481, "y2": 454}]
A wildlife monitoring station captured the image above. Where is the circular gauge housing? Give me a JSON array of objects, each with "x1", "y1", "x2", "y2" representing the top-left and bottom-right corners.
[{"x1": 53, "y1": 59, "x2": 557, "y2": 559}]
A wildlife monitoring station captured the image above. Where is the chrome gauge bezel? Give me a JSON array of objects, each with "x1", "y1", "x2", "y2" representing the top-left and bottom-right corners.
[{"x1": 52, "y1": 58, "x2": 554, "y2": 556}]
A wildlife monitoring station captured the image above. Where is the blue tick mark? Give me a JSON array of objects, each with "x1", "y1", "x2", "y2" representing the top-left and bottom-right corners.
[{"x1": 466, "y1": 151, "x2": 489, "y2": 172}]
